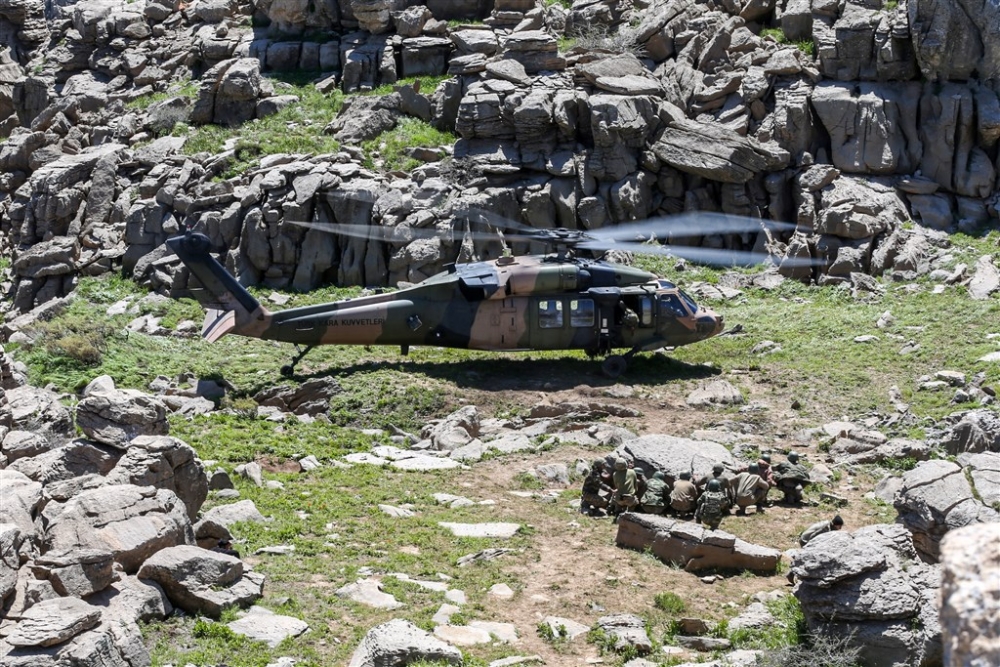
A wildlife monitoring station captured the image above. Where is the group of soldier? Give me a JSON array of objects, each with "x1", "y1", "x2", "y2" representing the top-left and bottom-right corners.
[{"x1": 580, "y1": 452, "x2": 816, "y2": 531}]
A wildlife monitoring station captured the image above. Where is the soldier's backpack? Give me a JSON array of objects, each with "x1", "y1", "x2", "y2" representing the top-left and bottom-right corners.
[{"x1": 701, "y1": 491, "x2": 727, "y2": 517}]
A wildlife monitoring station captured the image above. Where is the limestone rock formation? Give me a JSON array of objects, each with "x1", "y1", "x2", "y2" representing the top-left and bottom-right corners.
[
  {"x1": 791, "y1": 523, "x2": 942, "y2": 667},
  {"x1": 893, "y1": 458, "x2": 1000, "y2": 562},
  {"x1": 348, "y1": 618, "x2": 463, "y2": 667},
  {"x1": 939, "y1": 523, "x2": 1000, "y2": 667},
  {"x1": 102, "y1": 435, "x2": 208, "y2": 521},
  {"x1": 615, "y1": 514, "x2": 781, "y2": 572},
  {"x1": 75, "y1": 377, "x2": 169, "y2": 448},
  {"x1": 137, "y1": 544, "x2": 264, "y2": 617}
]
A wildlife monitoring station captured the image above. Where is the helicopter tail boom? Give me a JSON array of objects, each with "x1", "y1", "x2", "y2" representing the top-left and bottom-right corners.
[{"x1": 166, "y1": 233, "x2": 273, "y2": 340}]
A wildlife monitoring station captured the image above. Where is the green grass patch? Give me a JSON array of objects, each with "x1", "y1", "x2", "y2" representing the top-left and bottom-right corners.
[
  {"x1": 362, "y1": 117, "x2": 456, "y2": 173},
  {"x1": 761, "y1": 27, "x2": 787, "y2": 43},
  {"x1": 728, "y1": 595, "x2": 805, "y2": 650},
  {"x1": 127, "y1": 80, "x2": 199, "y2": 110},
  {"x1": 653, "y1": 591, "x2": 686, "y2": 614}
]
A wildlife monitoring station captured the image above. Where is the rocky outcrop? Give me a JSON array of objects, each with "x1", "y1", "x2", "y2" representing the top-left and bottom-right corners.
[
  {"x1": 42, "y1": 484, "x2": 193, "y2": 572},
  {"x1": 614, "y1": 434, "x2": 736, "y2": 484},
  {"x1": 939, "y1": 523, "x2": 1000, "y2": 667},
  {"x1": 893, "y1": 458, "x2": 1000, "y2": 562},
  {"x1": 939, "y1": 409, "x2": 1000, "y2": 454},
  {"x1": 791, "y1": 523, "x2": 941, "y2": 667},
  {"x1": 615, "y1": 514, "x2": 781, "y2": 572},
  {"x1": 137, "y1": 545, "x2": 264, "y2": 618},
  {"x1": 103, "y1": 435, "x2": 208, "y2": 521},
  {"x1": 75, "y1": 379, "x2": 169, "y2": 448}
]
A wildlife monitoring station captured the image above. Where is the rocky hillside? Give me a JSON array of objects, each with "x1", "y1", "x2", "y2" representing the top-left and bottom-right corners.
[{"x1": 0, "y1": 0, "x2": 998, "y2": 316}]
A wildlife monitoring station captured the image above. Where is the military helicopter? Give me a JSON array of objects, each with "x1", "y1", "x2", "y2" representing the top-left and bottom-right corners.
[{"x1": 165, "y1": 214, "x2": 794, "y2": 378}]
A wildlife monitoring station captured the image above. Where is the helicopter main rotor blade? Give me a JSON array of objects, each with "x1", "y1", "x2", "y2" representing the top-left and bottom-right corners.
[
  {"x1": 580, "y1": 239, "x2": 822, "y2": 268},
  {"x1": 585, "y1": 213, "x2": 797, "y2": 242},
  {"x1": 283, "y1": 219, "x2": 509, "y2": 244}
]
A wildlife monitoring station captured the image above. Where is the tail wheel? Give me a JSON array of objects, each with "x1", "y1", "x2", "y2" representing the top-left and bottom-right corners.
[
  {"x1": 601, "y1": 355, "x2": 627, "y2": 378},
  {"x1": 280, "y1": 365, "x2": 294, "y2": 377}
]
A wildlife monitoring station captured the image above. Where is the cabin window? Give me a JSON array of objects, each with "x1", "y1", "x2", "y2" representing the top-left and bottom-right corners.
[
  {"x1": 679, "y1": 290, "x2": 699, "y2": 313},
  {"x1": 538, "y1": 300, "x2": 564, "y2": 328},
  {"x1": 660, "y1": 294, "x2": 690, "y2": 318},
  {"x1": 639, "y1": 297, "x2": 654, "y2": 326},
  {"x1": 569, "y1": 299, "x2": 595, "y2": 327}
]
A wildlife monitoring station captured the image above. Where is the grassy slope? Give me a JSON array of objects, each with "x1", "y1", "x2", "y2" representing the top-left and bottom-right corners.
[{"x1": 8, "y1": 231, "x2": 999, "y2": 666}]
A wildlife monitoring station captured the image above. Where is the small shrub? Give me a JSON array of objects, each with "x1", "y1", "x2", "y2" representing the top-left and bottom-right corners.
[
  {"x1": 883, "y1": 456, "x2": 918, "y2": 472},
  {"x1": 362, "y1": 117, "x2": 456, "y2": 173},
  {"x1": 48, "y1": 334, "x2": 102, "y2": 365},
  {"x1": 796, "y1": 40, "x2": 815, "y2": 57},
  {"x1": 755, "y1": 631, "x2": 863, "y2": 667},
  {"x1": 760, "y1": 27, "x2": 787, "y2": 43},
  {"x1": 653, "y1": 592, "x2": 686, "y2": 614},
  {"x1": 568, "y1": 25, "x2": 645, "y2": 58}
]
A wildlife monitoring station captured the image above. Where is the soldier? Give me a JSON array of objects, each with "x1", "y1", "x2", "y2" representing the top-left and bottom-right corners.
[
  {"x1": 799, "y1": 515, "x2": 845, "y2": 547},
  {"x1": 731, "y1": 463, "x2": 770, "y2": 515},
  {"x1": 695, "y1": 479, "x2": 729, "y2": 530},
  {"x1": 641, "y1": 471, "x2": 669, "y2": 515},
  {"x1": 757, "y1": 453, "x2": 776, "y2": 488},
  {"x1": 697, "y1": 463, "x2": 734, "y2": 505},
  {"x1": 774, "y1": 452, "x2": 811, "y2": 505},
  {"x1": 669, "y1": 471, "x2": 699, "y2": 517},
  {"x1": 212, "y1": 539, "x2": 240, "y2": 558},
  {"x1": 581, "y1": 459, "x2": 613, "y2": 515},
  {"x1": 611, "y1": 458, "x2": 639, "y2": 518}
]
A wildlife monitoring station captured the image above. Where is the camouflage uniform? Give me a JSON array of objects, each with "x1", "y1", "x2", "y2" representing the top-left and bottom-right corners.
[
  {"x1": 799, "y1": 516, "x2": 844, "y2": 547},
  {"x1": 696, "y1": 466, "x2": 735, "y2": 505},
  {"x1": 774, "y1": 454, "x2": 811, "y2": 504},
  {"x1": 695, "y1": 480, "x2": 728, "y2": 530},
  {"x1": 581, "y1": 460, "x2": 613, "y2": 513},
  {"x1": 642, "y1": 471, "x2": 669, "y2": 514}
]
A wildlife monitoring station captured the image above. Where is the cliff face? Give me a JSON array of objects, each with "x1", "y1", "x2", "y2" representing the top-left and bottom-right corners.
[{"x1": 0, "y1": 0, "x2": 997, "y2": 315}]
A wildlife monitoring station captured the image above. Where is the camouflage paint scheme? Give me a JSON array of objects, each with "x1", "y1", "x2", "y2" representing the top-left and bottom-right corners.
[{"x1": 167, "y1": 233, "x2": 724, "y2": 357}]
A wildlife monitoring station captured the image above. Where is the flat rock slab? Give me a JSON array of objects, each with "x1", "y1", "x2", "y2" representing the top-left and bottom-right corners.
[
  {"x1": 686, "y1": 379, "x2": 745, "y2": 406},
  {"x1": 227, "y1": 606, "x2": 309, "y2": 648},
  {"x1": 348, "y1": 618, "x2": 462, "y2": 667},
  {"x1": 470, "y1": 621, "x2": 518, "y2": 643},
  {"x1": 594, "y1": 74, "x2": 662, "y2": 95},
  {"x1": 379, "y1": 504, "x2": 415, "y2": 518},
  {"x1": 488, "y1": 583, "x2": 515, "y2": 599},
  {"x1": 343, "y1": 453, "x2": 389, "y2": 466},
  {"x1": 616, "y1": 435, "x2": 735, "y2": 482},
  {"x1": 390, "y1": 456, "x2": 461, "y2": 471},
  {"x1": 541, "y1": 616, "x2": 590, "y2": 640},
  {"x1": 5, "y1": 597, "x2": 102, "y2": 647},
  {"x1": 439, "y1": 522, "x2": 521, "y2": 538},
  {"x1": 433, "y1": 603, "x2": 461, "y2": 624},
  {"x1": 615, "y1": 514, "x2": 780, "y2": 573},
  {"x1": 336, "y1": 579, "x2": 403, "y2": 609},
  {"x1": 434, "y1": 624, "x2": 493, "y2": 645},
  {"x1": 596, "y1": 613, "x2": 652, "y2": 654}
]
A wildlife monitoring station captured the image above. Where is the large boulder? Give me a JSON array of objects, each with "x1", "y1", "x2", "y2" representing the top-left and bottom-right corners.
[
  {"x1": 348, "y1": 618, "x2": 463, "y2": 667},
  {"x1": 651, "y1": 117, "x2": 789, "y2": 183},
  {"x1": 791, "y1": 523, "x2": 941, "y2": 667},
  {"x1": 31, "y1": 548, "x2": 117, "y2": 597},
  {"x1": 75, "y1": 377, "x2": 169, "y2": 448},
  {"x1": 939, "y1": 409, "x2": 1000, "y2": 454},
  {"x1": 3, "y1": 596, "x2": 102, "y2": 648},
  {"x1": 893, "y1": 459, "x2": 1000, "y2": 562},
  {"x1": 614, "y1": 434, "x2": 735, "y2": 483},
  {"x1": 939, "y1": 523, "x2": 1000, "y2": 666},
  {"x1": 42, "y1": 485, "x2": 193, "y2": 572},
  {"x1": 7, "y1": 439, "x2": 120, "y2": 486},
  {"x1": 615, "y1": 514, "x2": 781, "y2": 572},
  {"x1": 137, "y1": 545, "x2": 264, "y2": 618},
  {"x1": 5, "y1": 385, "x2": 72, "y2": 434},
  {"x1": 198, "y1": 499, "x2": 267, "y2": 529},
  {"x1": 103, "y1": 435, "x2": 208, "y2": 520},
  {"x1": 1, "y1": 523, "x2": 22, "y2": 604},
  {"x1": 254, "y1": 377, "x2": 344, "y2": 416},
  {"x1": 0, "y1": 469, "x2": 43, "y2": 543}
]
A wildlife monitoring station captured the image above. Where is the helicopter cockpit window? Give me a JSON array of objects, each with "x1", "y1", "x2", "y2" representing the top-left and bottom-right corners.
[
  {"x1": 678, "y1": 290, "x2": 699, "y2": 313},
  {"x1": 659, "y1": 294, "x2": 690, "y2": 318},
  {"x1": 538, "y1": 300, "x2": 564, "y2": 328},
  {"x1": 569, "y1": 299, "x2": 595, "y2": 327}
]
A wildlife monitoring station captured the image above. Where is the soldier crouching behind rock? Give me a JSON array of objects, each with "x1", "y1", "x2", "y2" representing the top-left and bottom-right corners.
[
  {"x1": 669, "y1": 471, "x2": 698, "y2": 518},
  {"x1": 581, "y1": 458, "x2": 613, "y2": 515},
  {"x1": 695, "y1": 479, "x2": 729, "y2": 531},
  {"x1": 610, "y1": 458, "x2": 639, "y2": 521}
]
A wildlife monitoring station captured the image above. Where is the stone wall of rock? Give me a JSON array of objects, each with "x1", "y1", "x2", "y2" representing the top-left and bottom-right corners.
[{"x1": 0, "y1": 0, "x2": 998, "y2": 318}]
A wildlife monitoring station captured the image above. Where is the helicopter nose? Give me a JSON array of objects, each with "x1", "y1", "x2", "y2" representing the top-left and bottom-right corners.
[{"x1": 695, "y1": 308, "x2": 723, "y2": 338}]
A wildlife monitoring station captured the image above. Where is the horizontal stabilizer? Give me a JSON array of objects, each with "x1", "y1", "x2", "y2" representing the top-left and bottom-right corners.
[{"x1": 202, "y1": 309, "x2": 236, "y2": 342}]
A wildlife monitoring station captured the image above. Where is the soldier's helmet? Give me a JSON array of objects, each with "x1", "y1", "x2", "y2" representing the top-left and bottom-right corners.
[
  {"x1": 788, "y1": 452, "x2": 800, "y2": 463},
  {"x1": 679, "y1": 471, "x2": 691, "y2": 480},
  {"x1": 761, "y1": 453, "x2": 771, "y2": 463},
  {"x1": 748, "y1": 463, "x2": 760, "y2": 474},
  {"x1": 592, "y1": 459, "x2": 605, "y2": 471},
  {"x1": 712, "y1": 464, "x2": 725, "y2": 474},
  {"x1": 614, "y1": 458, "x2": 627, "y2": 470},
  {"x1": 707, "y1": 479, "x2": 722, "y2": 492},
  {"x1": 653, "y1": 471, "x2": 665, "y2": 480}
]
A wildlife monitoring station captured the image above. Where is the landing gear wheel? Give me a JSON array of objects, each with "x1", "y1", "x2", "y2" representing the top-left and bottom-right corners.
[
  {"x1": 602, "y1": 355, "x2": 627, "y2": 379},
  {"x1": 280, "y1": 365, "x2": 294, "y2": 377}
]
